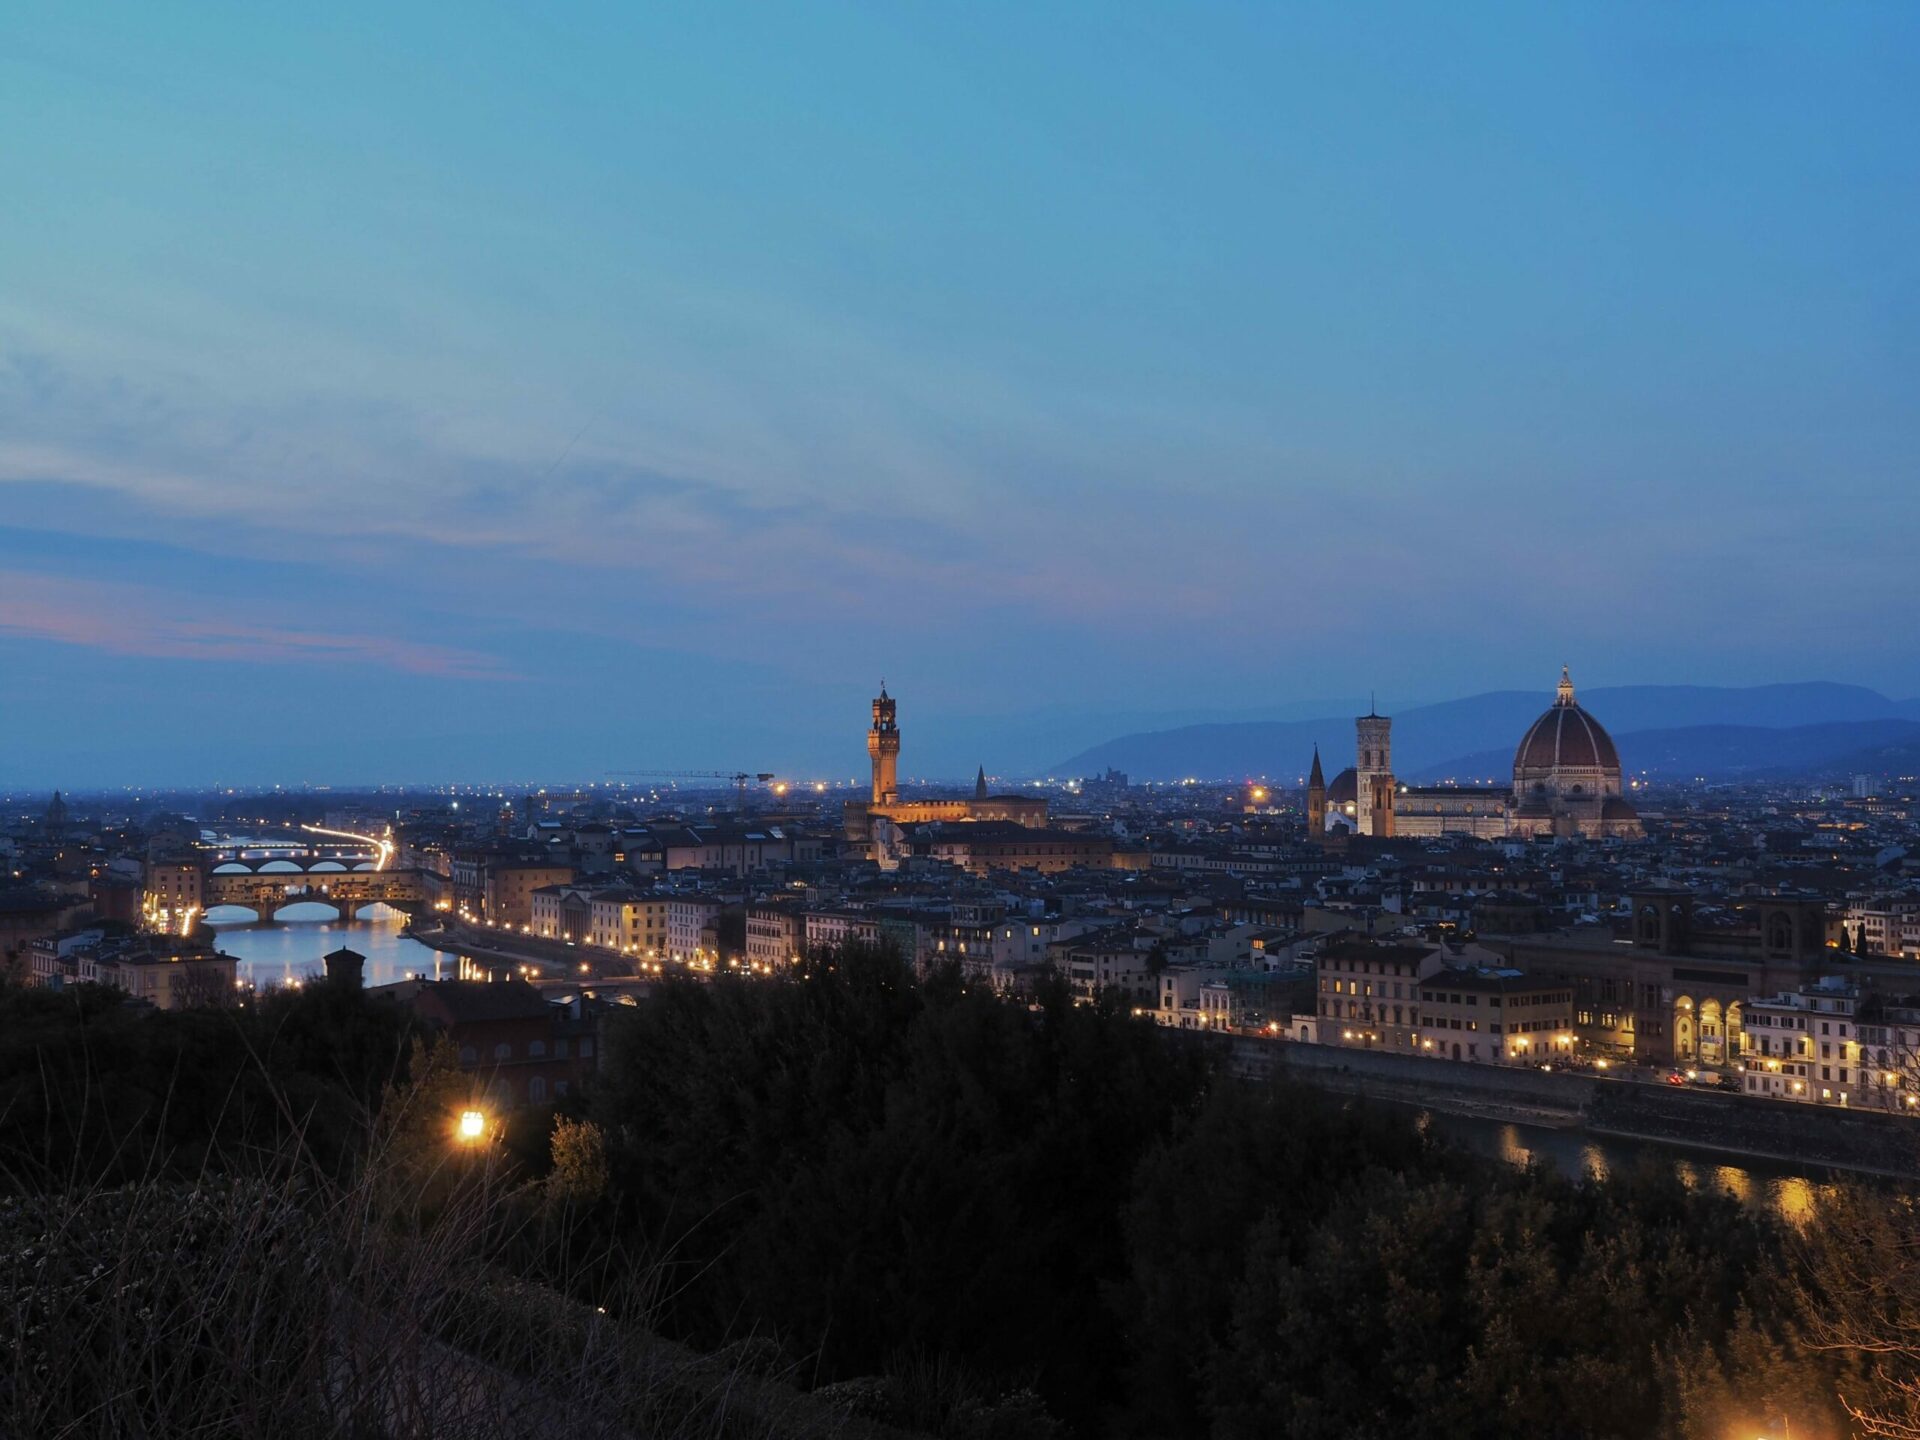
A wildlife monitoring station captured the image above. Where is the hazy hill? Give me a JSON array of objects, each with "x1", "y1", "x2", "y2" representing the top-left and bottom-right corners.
[
  {"x1": 1411, "y1": 719, "x2": 1920, "y2": 783},
  {"x1": 1053, "y1": 683, "x2": 1913, "y2": 781},
  {"x1": 1795, "y1": 734, "x2": 1920, "y2": 781}
]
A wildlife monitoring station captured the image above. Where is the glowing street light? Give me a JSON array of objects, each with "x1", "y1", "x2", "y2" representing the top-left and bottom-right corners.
[{"x1": 457, "y1": 1109, "x2": 487, "y2": 1143}]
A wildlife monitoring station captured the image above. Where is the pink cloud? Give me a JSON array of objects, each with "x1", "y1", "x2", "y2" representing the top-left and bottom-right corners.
[{"x1": 0, "y1": 571, "x2": 515, "y2": 680}]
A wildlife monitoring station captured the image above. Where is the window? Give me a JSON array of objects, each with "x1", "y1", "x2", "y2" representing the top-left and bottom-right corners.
[
  {"x1": 528, "y1": 1077, "x2": 547, "y2": 1104},
  {"x1": 459, "y1": 1046, "x2": 477, "y2": 1065},
  {"x1": 580, "y1": 1038, "x2": 594, "y2": 1058},
  {"x1": 529, "y1": 1040, "x2": 547, "y2": 1059},
  {"x1": 494, "y1": 1042, "x2": 512, "y2": 1061}
]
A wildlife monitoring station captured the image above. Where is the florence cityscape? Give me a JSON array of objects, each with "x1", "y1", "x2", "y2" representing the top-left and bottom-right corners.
[{"x1": 4, "y1": 4, "x2": 1920, "y2": 1438}]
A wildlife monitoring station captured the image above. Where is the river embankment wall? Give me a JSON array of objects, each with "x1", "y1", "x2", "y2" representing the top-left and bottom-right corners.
[{"x1": 1226, "y1": 1036, "x2": 1920, "y2": 1178}]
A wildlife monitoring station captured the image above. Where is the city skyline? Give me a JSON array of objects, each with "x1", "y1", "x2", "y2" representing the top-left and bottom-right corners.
[
  {"x1": 5, "y1": 2, "x2": 1919, "y2": 783},
  {"x1": 9, "y1": 9, "x2": 1920, "y2": 1436}
]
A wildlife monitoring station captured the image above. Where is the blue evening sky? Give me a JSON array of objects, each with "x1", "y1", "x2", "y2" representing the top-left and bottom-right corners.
[{"x1": 1, "y1": 2, "x2": 1916, "y2": 785}]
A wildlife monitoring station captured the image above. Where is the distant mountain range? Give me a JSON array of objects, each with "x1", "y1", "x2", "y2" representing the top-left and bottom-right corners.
[
  {"x1": 1410, "y1": 719, "x2": 1920, "y2": 784},
  {"x1": 1052, "y1": 684, "x2": 1920, "y2": 782}
]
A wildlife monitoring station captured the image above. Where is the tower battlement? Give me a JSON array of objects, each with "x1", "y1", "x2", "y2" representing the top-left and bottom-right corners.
[{"x1": 867, "y1": 685, "x2": 900, "y2": 804}]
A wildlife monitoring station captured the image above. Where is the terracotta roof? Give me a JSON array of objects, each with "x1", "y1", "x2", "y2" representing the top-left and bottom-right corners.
[
  {"x1": 411, "y1": 979, "x2": 552, "y2": 1025},
  {"x1": 1325, "y1": 767, "x2": 1358, "y2": 805},
  {"x1": 1513, "y1": 695, "x2": 1621, "y2": 773}
]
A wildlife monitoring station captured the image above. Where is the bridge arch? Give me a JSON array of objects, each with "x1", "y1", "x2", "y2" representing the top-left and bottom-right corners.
[
  {"x1": 203, "y1": 903, "x2": 261, "y2": 924},
  {"x1": 271, "y1": 899, "x2": 349, "y2": 923},
  {"x1": 257, "y1": 860, "x2": 304, "y2": 874}
]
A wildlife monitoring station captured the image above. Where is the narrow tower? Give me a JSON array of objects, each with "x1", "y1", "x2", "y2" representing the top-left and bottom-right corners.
[
  {"x1": 1307, "y1": 745, "x2": 1327, "y2": 842},
  {"x1": 975, "y1": 766, "x2": 989, "y2": 800},
  {"x1": 868, "y1": 684, "x2": 900, "y2": 805},
  {"x1": 1355, "y1": 703, "x2": 1395, "y2": 838}
]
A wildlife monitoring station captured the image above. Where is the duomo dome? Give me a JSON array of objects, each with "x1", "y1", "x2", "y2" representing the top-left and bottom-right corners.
[
  {"x1": 1509, "y1": 667, "x2": 1641, "y2": 838},
  {"x1": 1307, "y1": 665, "x2": 1643, "y2": 844},
  {"x1": 1513, "y1": 667, "x2": 1623, "y2": 799}
]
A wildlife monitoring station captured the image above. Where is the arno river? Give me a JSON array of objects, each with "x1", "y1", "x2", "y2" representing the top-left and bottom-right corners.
[
  {"x1": 204, "y1": 904, "x2": 455, "y2": 988},
  {"x1": 1421, "y1": 1110, "x2": 1827, "y2": 1220}
]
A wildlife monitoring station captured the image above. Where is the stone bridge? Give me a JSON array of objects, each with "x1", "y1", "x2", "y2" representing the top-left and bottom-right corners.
[
  {"x1": 206, "y1": 855, "x2": 381, "y2": 875},
  {"x1": 200, "y1": 868, "x2": 426, "y2": 924}
]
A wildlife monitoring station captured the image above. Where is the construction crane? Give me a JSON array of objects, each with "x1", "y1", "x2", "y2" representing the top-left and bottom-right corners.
[{"x1": 607, "y1": 769, "x2": 777, "y2": 810}]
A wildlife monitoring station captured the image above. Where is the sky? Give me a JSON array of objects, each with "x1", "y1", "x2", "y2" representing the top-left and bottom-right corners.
[{"x1": 2, "y1": 2, "x2": 1917, "y2": 786}]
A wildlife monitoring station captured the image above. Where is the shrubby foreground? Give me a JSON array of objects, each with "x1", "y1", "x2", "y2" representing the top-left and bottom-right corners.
[{"x1": 4, "y1": 950, "x2": 1919, "y2": 1436}]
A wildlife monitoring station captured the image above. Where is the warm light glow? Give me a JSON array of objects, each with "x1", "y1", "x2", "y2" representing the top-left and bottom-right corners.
[{"x1": 458, "y1": 1110, "x2": 486, "y2": 1141}]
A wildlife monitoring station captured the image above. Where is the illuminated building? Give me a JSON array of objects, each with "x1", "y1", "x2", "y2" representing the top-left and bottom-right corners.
[
  {"x1": 141, "y1": 858, "x2": 204, "y2": 933},
  {"x1": 842, "y1": 685, "x2": 1048, "y2": 859},
  {"x1": 1313, "y1": 937, "x2": 1449, "y2": 1050},
  {"x1": 1355, "y1": 708, "x2": 1396, "y2": 837},
  {"x1": 30, "y1": 931, "x2": 236, "y2": 1009},
  {"x1": 1416, "y1": 970, "x2": 1576, "y2": 1065},
  {"x1": 1313, "y1": 667, "x2": 1644, "y2": 842}
]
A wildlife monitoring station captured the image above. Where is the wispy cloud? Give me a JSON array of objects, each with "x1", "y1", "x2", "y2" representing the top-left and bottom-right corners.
[
  {"x1": 0, "y1": 344, "x2": 1244, "y2": 633},
  {"x1": 0, "y1": 569, "x2": 515, "y2": 680}
]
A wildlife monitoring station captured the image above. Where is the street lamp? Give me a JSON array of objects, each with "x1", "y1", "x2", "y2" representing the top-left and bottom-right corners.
[{"x1": 457, "y1": 1109, "x2": 487, "y2": 1143}]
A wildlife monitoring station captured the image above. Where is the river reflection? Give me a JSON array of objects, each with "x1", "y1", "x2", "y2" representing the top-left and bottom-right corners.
[
  {"x1": 1422, "y1": 1112, "x2": 1829, "y2": 1221},
  {"x1": 205, "y1": 907, "x2": 459, "y2": 989}
]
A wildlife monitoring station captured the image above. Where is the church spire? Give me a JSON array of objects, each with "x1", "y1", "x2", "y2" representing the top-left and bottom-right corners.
[
  {"x1": 975, "y1": 765, "x2": 988, "y2": 799},
  {"x1": 1556, "y1": 665, "x2": 1575, "y2": 707},
  {"x1": 1306, "y1": 744, "x2": 1328, "y2": 845}
]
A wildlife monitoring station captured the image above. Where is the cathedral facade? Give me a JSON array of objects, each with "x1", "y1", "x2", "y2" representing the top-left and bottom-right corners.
[{"x1": 1309, "y1": 668, "x2": 1643, "y2": 842}]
